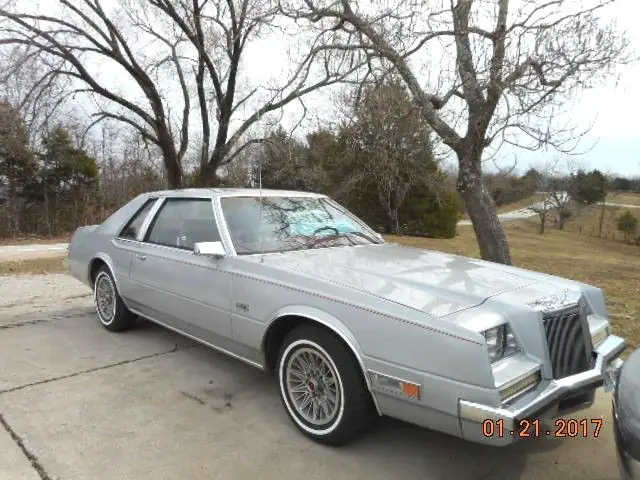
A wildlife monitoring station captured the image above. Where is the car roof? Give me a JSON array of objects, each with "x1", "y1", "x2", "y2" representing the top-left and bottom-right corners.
[{"x1": 143, "y1": 188, "x2": 326, "y2": 199}]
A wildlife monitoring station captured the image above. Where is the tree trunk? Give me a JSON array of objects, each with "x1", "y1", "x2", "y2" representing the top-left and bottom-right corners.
[
  {"x1": 194, "y1": 150, "x2": 221, "y2": 187},
  {"x1": 598, "y1": 201, "x2": 606, "y2": 238},
  {"x1": 164, "y1": 157, "x2": 183, "y2": 189},
  {"x1": 157, "y1": 134, "x2": 182, "y2": 189},
  {"x1": 457, "y1": 158, "x2": 512, "y2": 265},
  {"x1": 558, "y1": 211, "x2": 566, "y2": 230},
  {"x1": 44, "y1": 187, "x2": 52, "y2": 237},
  {"x1": 539, "y1": 213, "x2": 546, "y2": 234},
  {"x1": 388, "y1": 208, "x2": 400, "y2": 234},
  {"x1": 195, "y1": 168, "x2": 219, "y2": 187}
]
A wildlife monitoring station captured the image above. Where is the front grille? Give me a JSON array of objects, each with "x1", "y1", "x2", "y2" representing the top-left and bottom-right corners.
[{"x1": 543, "y1": 305, "x2": 591, "y2": 379}]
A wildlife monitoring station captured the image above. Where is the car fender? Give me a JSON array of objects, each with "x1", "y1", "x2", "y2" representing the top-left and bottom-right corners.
[
  {"x1": 264, "y1": 304, "x2": 381, "y2": 414},
  {"x1": 88, "y1": 251, "x2": 120, "y2": 289}
]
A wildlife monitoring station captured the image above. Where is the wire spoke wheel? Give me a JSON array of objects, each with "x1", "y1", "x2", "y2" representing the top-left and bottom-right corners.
[
  {"x1": 95, "y1": 273, "x2": 116, "y2": 324},
  {"x1": 285, "y1": 346, "x2": 341, "y2": 426}
]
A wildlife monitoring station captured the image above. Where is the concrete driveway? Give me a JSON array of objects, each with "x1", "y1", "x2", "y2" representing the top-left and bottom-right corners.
[{"x1": 0, "y1": 274, "x2": 622, "y2": 480}]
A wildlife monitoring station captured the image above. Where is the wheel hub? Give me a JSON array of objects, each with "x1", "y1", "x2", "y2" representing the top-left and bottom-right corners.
[{"x1": 307, "y1": 379, "x2": 318, "y2": 394}]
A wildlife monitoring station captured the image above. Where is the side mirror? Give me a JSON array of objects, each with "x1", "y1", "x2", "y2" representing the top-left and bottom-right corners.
[{"x1": 194, "y1": 241, "x2": 226, "y2": 258}]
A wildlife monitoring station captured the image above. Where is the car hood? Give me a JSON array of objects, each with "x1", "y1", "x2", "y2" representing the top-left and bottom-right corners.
[{"x1": 250, "y1": 243, "x2": 553, "y2": 317}]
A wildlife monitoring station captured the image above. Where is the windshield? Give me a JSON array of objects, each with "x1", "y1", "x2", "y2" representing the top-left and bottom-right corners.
[{"x1": 220, "y1": 196, "x2": 383, "y2": 255}]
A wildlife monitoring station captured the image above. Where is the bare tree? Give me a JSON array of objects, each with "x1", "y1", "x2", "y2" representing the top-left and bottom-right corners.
[
  {"x1": 529, "y1": 158, "x2": 564, "y2": 234},
  {"x1": 340, "y1": 79, "x2": 438, "y2": 233},
  {"x1": 0, "y1": 0, "x2": 363, "y2": 188},
  {"x1": 530, "y1": 196, "x2": 553, "y2": 235},
  {"x1": 552, "y1": 192, "x2": 573, "y2": 231},
  {"x1": 281, "y1": 0, "x2": 630, "y2": 264},
  {"x1": 0, "y1": 43, "x2": 73, "y2": 144}
]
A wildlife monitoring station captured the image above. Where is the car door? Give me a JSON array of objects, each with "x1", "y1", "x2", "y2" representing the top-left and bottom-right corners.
[
  {"x1": 128, "y1": 196, "x2": 233, "y2": 342},
  {"x1": 111, "y1": 197, "x2": 160, "y2": 302}
]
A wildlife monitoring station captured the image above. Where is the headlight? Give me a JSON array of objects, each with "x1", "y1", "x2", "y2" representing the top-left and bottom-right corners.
[
  {"x1": 591, "y1": 324, "x2": 610, "y2": 348},
  {"x1": 482, "y1": 324, "x2": 520, "y2": 363}
]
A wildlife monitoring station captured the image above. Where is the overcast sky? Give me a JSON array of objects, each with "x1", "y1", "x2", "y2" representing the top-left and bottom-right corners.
[{"x1": 505, "y1": 0, "x2": 640, "y2": 177}]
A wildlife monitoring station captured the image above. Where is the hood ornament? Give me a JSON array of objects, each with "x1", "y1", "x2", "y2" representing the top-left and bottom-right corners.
[{"x1": 527, "y1": 289, "x2": 582, "y2": 312}]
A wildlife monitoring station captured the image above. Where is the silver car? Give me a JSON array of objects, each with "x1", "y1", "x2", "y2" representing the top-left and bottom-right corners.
[{"x1": 68, "y1": 188, "x2": 626, "y2": 446}]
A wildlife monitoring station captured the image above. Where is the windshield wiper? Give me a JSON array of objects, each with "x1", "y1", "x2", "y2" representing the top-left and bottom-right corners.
[
  {"x1": 307, "y1": 225, "x2": 382, "y2": 246},
  {"x1": 341, "y1": 230, "x2": 382, "y2": 244}
]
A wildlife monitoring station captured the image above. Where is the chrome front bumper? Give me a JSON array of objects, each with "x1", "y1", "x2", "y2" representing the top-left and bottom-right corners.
[{"x1": 458, "y1": 335, "x2": 626, "y2": 446}]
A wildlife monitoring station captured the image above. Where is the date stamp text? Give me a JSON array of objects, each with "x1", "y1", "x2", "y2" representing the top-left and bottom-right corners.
[{"x1": 482, "y1": 418, "x2": 603, "y2": 438}]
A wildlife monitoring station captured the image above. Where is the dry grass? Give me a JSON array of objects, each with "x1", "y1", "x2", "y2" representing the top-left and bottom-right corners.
[
  {"x1": 607, "y1": 192, "x2": 640, "y2": 206},
  {"x1": 0, "y1": 256, "x2": 67, "y2": 276},
  {"x1": 387, "y1": 218, "x2": 640, "y2": 350},
  {"x1": 564, "y1": 204, "x2": 639, "y2": 244}
]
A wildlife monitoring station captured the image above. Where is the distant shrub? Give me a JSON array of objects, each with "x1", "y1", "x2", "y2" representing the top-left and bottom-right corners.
[
  {"x1": 617, "y1": 210, "x2": 638, "y2": 243},
  {"x1": 485, "y1": 172, "x2": 537, "y2": 207}
]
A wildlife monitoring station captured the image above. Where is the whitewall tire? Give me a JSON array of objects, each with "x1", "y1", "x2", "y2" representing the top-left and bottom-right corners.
[
  {"x1": 277, "y1": 324, "x2": 374, "y2": 445},
  {"x1": 93, "y1": 266, "x2": 135, "y2": 332}
]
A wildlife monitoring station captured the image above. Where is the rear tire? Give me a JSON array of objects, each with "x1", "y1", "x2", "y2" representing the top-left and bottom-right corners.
[
  {"x1": 277, "y1": 324, "x2": 374, "y2": 446},
  {"x1": 93, "y1": 266, "x2": 135, "y2": 332}
]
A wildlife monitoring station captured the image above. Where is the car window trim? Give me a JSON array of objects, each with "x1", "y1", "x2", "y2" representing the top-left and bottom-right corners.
[
  {"x1": 212, "y1": 195, "x2": 237, "y2": 256},
  {"x1": 141, "y1": 196, "x2": 224, "y2": 252},
  {"x1": 115, "y1": 197, "x2": 160, "y2": 241},
  {"x1": 136, "y1": 197, "x2": 164, "y2": 242}
]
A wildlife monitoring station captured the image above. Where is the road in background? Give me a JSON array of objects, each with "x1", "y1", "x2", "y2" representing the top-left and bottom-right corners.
[{"x1": 0, "y1": 243, "x2": 68, "y2": 262}]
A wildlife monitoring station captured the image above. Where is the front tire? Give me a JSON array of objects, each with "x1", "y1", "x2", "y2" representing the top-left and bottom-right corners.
[
  {"x1": 277, "y1": 324, "x2": 374, "y2": 446},
  {"x1": 93, "y1": 266, "x2": 135, "y2": 332}
]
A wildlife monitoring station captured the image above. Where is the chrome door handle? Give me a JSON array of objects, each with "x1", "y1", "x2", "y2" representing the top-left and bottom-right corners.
[{"x1": 136, "y1": 254, "x2": 147, "y2": 261}]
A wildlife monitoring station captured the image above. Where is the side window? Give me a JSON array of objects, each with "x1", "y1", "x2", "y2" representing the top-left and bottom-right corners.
[
  {"x1": 145, "y1": 198, "x2": 221, "y2": 250},
  {"x1": 118, "y1": 198, "x2": 157, "y2": 240}
]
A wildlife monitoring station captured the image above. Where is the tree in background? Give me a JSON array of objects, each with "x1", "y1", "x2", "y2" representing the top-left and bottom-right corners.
[
  {"x1": 0, "y1": 101, "x2": 37, "y2": 235},
  {"x1": 484, "y1": 170, "x2": 538, "y2": 208},
  {"x1": 257, "y1": 127, "x2": 323, "y2": 192},
  {"x1": 611, "y1": 176, "x2": 640, "y2": 192},
  {"x1": 521, "y1": 169, "x2": 542, "y2": 192},
  {"x1": 36, "y1": 126, "x2": 98, "y2": 234},
  {"x1": 572, "y1": 169, "x2": 608, "y2": 205},
  {"x1": 617, "y1": 210, "x2": 638, "y2": 244},
  {"x1": 284, "y1": 0, "x2": 630, "y2": 265},
  {"x1": 340, "y1": 80, "x2": 439, "y2": 234},
  {"x1": 571, "y1": 168, "x2": 608, "y2": 237},
  {"x1": 256, "y1": 80, "x2": 460, "y2": 238},
  {"x1": 528, "y1": 158, "x2": 580, "y2": 233},
  {"x1": 398, "y1": 183, "x2": 462, "y2": 238},
  {"x1": 0, "y1": 0, "x2": 364, "y2": 188}
]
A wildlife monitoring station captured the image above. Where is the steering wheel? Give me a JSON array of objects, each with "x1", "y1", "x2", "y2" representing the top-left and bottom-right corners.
[{"x1": 312, "y1": 226, "x2": 340, "y2": 236}]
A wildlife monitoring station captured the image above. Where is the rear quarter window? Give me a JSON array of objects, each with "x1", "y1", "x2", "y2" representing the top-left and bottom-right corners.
[{"x1": 118, "y1": 198, "x2": 157, "y2": 240}]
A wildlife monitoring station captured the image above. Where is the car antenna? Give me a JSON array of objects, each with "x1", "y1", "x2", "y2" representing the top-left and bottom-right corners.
[{"x1": 258, "y1": 115, "x2": 264, "y2": 256}]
